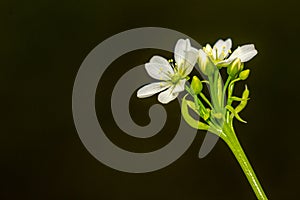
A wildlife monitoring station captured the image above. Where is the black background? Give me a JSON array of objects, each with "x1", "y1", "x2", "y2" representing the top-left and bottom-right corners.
[{"x1": 2, "y1": 0, "x2": 300, "y2": 199}]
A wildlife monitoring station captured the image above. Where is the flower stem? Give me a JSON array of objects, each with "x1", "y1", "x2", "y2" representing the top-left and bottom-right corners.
[
  {"x1": 222, "y1": 76, "x2": 231, "y2": 107},
  {"x1": 200, "y1": 92, "x2": 213, "y2": 109},
  {"x1": 221, "y1": 124, "x2": 268, "y2": 200}
]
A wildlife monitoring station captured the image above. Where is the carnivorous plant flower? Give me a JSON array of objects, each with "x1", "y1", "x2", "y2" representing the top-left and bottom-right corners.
[
  {"x1": 137, "y1": 39, "x2": 198, "y2": 104},
  {"x1": 137, "y1": 38, "x2": 268, "y2": 200},
  {"x1": 202, "y1": 38, "x2": 258, "y2": 68}
]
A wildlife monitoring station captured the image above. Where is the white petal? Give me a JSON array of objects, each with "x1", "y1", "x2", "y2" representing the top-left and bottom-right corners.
[
  {"x1": 212, "y1": 48, "x2": 217, "y2": 60},
  {"x1": 223, "y1": 38, "x2": 232, "y2": 57},
  {"x1": 158, "y1": 87, "x2": 178, "y2": 104},
  {"x1": 174, "y1": 39, "x2": 198, "y2": 75},
  {"x1": 174, "y1": 39, "x2": 189, "y2": 65},
  {"x1": 214, "y1": 39, "x2": 225, "y2": 60},
  {"x1": 216, "y1": 59, "x2": 232, "y2": 66},
  {"x1": 137, "y1": 82, "x2": 170, "y2": 98},
  {"x1": 225, "y1": 38, "x2": 232, "y2": 48},
  {"x1": 213, "y1": 39, "x2": 225, "y2": 50},
  {"x1": 150, "y1": 55, "x2": 171, "y2": 66},
  {"x1": 204, "y1": 44, "x2": 212, "y2": 53},
  {"x1": 198, "y1": 49, "x2": 209, "y2": 66},
  {"x1": 181, "y1": 48, "x2": 198, "y2": 76},
  {"x1": 213, "y1": 38, "x2": 232, "y2": 60},
  {"x1": 229, "y1": 44, "x2": 257, "y2": 62},
  {"x1": 145, "y1": 56, "x2": 174, "y2": 80},
  {"x1": 173, "y1": 79, "x2": 186, "y2": 93},
  {"x1": 238, "y1": 49, "x2": 258, "y2": 62}
]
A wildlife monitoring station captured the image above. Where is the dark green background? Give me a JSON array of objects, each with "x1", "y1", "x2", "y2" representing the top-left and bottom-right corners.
[{"x1": 2, "y1": 0, "x2": 300, "y2": 199}]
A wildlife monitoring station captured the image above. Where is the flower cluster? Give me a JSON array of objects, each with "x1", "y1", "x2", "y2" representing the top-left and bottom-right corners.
[
  {"x1": 137, "y1": 38, "x2": 258, "y2": 134},
  {"x1": 137, "y1": 38, "x2": 257, "y2": 104}
]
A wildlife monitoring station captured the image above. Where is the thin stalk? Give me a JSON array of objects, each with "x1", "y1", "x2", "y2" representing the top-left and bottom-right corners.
[
  {"x1": 213, "y1": 70, "x2": 220, "y2": 110},
  {"x1": 200, "y1": 92, "x2": 213, "y2": 109},
  {"x1": 207, "y1": 75, "x2": 217, "y2": 109},
  {"x1": 227, "y1": 78, "x2": 241, "y2": 106},
  {"x1": 222, "y1": 124, "x2": 268, "y2": 200},
  {"x1": 222, "y1": 76, "x2": 231, "y2": 107}
]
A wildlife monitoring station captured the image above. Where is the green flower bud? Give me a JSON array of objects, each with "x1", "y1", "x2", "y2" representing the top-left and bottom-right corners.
[
  {"x1": 191, "y1": 76, "x2": 203, "y2": 94},
  {"x1": 198, "y1": 49, "x2": 216, "y2": 76},
  {"x1": 227, "y1": 58, "x2": 244, "y2": 78},
  {"x1": 239, "y1": 69, "x2": 250, "y2": 80}
]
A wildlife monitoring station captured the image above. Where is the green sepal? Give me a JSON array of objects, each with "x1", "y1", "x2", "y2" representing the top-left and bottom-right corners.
[
  {"x1": 235, "y1": 85, "x2": 250, "y2": 113},
  {"x1": 181, "y1": 95, "x2": 210, "y2": 130},
  {"x1": 230, "y1": 96, "x2": 250, "y2": 102},
  {"x1": 226, "y1": 105, "x2": 247, "y2": 123}
]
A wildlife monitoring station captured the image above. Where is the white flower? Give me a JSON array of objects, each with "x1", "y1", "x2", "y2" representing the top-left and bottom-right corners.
[
  {"x1": 137, "y1": 39, "x2": 198, "y2": 104},
  {"x1": 219, "y1": 44, "x2": 258, "y2": 65},
  {"x1": 203, "y1": 38, "x2": 232, "y2": 63},
  {"x1": 203, "y1": 38, "x2": 258, "y2": 67}
]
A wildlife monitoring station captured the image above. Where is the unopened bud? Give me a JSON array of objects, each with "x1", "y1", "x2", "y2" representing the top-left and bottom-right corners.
[
  {"x1": 239, "y1": 69, "x2": 250, "y2": 80},
  {"x1": 198, "y1": 49, "x2": 215, "y2": 76},
  {"x1": 227, "y1": 58, "x2": 244, "y2": 78},
  {"x1": 191, "y1": 76, "x2": 202, "y2": 94}
]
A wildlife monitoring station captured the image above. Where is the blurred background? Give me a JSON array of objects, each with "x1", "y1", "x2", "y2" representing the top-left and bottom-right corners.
[{"x1": 1, "y1": 0, "x2": 300, "y2": 199}]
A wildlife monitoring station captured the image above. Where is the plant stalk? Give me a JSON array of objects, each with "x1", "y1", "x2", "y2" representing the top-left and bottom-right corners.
[{"x1": 221, "y1": 124, "x2": 268, "y2": 200}]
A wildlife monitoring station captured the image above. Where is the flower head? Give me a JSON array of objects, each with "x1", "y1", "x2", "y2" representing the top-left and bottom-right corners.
[
  {"x1": 137, "y1": 39, "x2": 198, "y2": 104},
  {"x1": 203, "y1": 38, "x2": 258, "y2": 67},
  {"x1": 203, "y1": 38, "x2": 232, "y2": 64}
]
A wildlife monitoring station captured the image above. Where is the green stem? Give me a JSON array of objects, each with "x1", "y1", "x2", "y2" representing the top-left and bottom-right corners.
[
  {"x1": 222, "y1": 124, "x2": 268, "y2": 200},
  {"x1": 213, "y1": 70, "x2": 220, "y2": 110},
  {"x1": 227, "y1": 78, "x2": 241, "y2": 106},
  {"x1": 200, "y1": 92, "x2": 213, "y2": 109},
  {"x1": 222, "y1": 76, "x2": 231, "y2": 107},
  {"x1": 207, "y1": 75, "x2": 217, "y2": 109}
]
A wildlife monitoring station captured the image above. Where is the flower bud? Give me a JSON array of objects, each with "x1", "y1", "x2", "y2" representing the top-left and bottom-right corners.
[
  {"x1": 198, "y1": 49, "x2": 215, "y2": 76},
  {"x1": 191, "y1": 76, "x2": 202, "y2": 94},
  {"x1": 239, "y1": 69, "x2": 250, "y2": 80},
  {"x1": 227, "y1": 58, "x2": 244, "y2": 78}
]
